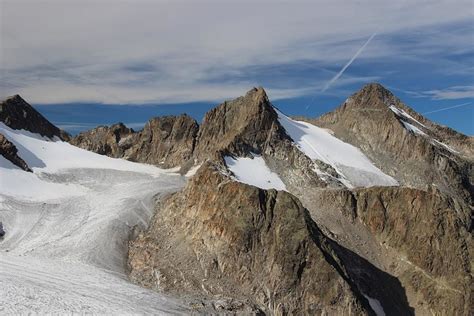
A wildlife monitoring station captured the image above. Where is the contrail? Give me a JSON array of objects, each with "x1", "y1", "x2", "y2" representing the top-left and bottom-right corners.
[
  {"x1": 322, "y1": 33, "x2": 377, "y2": 92},
  {"x1": 423, "y1": 102, "x2": 472, "y2": 115}
]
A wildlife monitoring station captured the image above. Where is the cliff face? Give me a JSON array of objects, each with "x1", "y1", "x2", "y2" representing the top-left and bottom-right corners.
[
  {"x1": 126, "y1": 115, "x2": 198, "y2": 168},
  {"x1": 71, "y1": 115, "x2": 199, "y2": 169},
  {"x1": 128, "y1": 162, "x2": 372, "y2": 315},
  {"x1": 194, "y1": 87, "x2": 280, "y2": 158},
  {"x1": 0, "y1": 95, "x2": 69, "y2": 140}
]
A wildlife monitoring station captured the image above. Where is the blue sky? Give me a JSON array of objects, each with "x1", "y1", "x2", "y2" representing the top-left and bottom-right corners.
[{"x1": 1, "y1": 1, "x2": 473, "y2": 135}]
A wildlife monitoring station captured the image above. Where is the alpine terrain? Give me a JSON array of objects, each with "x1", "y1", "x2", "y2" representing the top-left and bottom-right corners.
[{"x1": 0, "y1": 84, "x2": 472, "y2": 315}]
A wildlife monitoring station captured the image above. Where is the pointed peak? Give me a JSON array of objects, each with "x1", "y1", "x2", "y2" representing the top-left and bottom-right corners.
[
  {"x1": 244, "y1": 86, "x2": 270, "y2": 104},
  {"x1": 3, "y1": 94, "x2": 29, "y2": 105},
  {"x1": 0, "y1": 95, "x2": 69, "y2": 140},
  {"x1": 356, "y1": 82, "x2": 394, "y2": 100}
]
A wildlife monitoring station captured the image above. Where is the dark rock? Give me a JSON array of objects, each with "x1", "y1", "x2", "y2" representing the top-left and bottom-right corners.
[
  {"x1": 0, "y1": 133, "x2": 31, "y2": 171},
  {"x1": 0, "y1": 95, "x2": 69, "y2": 140}
]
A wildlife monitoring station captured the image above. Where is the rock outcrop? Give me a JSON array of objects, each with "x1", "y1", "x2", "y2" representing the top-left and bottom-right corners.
[
  {"x1": 0, "y1": 133, "x2": 31, "y2": 171},
  {"x1": 128, "y1": 162, "x2": 373, "y2": 315},
  {"x1": 69, "y1": 123, "x2": 135, "y2": 158},
  {"x1": 0, "y1": 95, "x2": 69, "y2": 140},
  {"x1": 71, "y1": 115, "x2": 199, "y2": 168}
]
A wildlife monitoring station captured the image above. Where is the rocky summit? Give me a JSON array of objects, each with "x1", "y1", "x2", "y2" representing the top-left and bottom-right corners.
[
  {"x1": 0, "y1": 95, "x2": 69, "y2": 140},
  {"x1": 1, "y1": 83, "x2": 472, "y2": 315},
  {"x1": 71, "y1": 114, "x2": 199, "y2": 169}
]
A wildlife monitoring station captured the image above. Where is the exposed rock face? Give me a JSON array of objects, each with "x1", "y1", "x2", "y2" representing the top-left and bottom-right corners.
[
  {"x1": 0, "y1": 95, "x2": 69, "y2": 140},
  {"x1": 0, "y1": 133, "x2": 31, "y2": 171},
  {"x1": 71, "y1": 115, "x2": 199, "y2": 168},
  {"x1": 128, "y1": 162, "x2": 372, "y2": 315},
  {"x1": 311, "y1": 83, "x2": 473, "y2": 205},
  {"x1": 195, "y1": 87, "x2": 280, "y2": 158},
  {"x1": 126, "y1": 115, "x2": 198, "y2": 168},
  {"x1": 305, "y1": 186, "x2": 471, "y2": 315},
  {"x1": 70, "y1": 123, "x2": 134, "y2": 158},
  {"x1": 195, "y1": 87, "x2": 335, "y2": 191}
]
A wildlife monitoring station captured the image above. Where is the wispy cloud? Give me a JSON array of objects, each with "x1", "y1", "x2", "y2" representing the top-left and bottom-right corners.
[
  {"x1": 423, "y1": 102, "x2": 472, "y2": 114},
  {"x1": 423, "y1": 85, "x2": 474, "y2": 100},
  {"x1": 1, "y1": 1, "x2": 473, "y2": 104},
  {"x1": 405, "y1": 85, "x2": 474, "y2": 100},
  {"x1": 322, "y1": 33, "x2": 377, "y2": 92}
]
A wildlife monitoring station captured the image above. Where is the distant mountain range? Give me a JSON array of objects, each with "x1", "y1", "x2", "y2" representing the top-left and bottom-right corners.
[{"x1": 1, "y1": 83, "x2": 472, "y2": 315}]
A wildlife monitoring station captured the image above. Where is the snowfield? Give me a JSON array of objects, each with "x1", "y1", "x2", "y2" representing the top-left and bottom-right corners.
[
  {"x1": 224, "y1": 154, "x2": 287, "y2": 191},
  {"x1": 0, "y1": 125, "x2": 190, "y2": 314},
  {"x1": 276, "y1": 110, "x2": 398, "y2": 188}
]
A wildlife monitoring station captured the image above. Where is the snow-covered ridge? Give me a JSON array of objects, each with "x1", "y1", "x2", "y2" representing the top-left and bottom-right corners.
[
  {"x1": 276, "y1": 109, "x2": 398, "y2": 188},
  {"x1": 224, "y1": 154, "x2": 287, "y2": 191},
  {"x1": 0, "y1": 122, "x2": 176, "y2": 201}
]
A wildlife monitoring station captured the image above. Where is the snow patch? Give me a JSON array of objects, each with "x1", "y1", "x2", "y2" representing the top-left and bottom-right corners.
[
  {"x1": 401, "y1": 121, "x2": 427, "y2": 136},
  {"x1": 363, "y1": 294, "x2": 385, "y2": 316},
  {"x1": 389, "y1": 105, "x2": 426, "y2": 128},
  {"x1": 276, "y1": 110, "x2": 398, "y2": 188},
  {"x1": 224, "y1": 154, "x2": 287, "y2": 191},
  {"x1": 185, "y1": 163, "x2": 202, "y2": 177},
  {"x1": 432, "y1": 139, "x2": 459, "y2": 153}
]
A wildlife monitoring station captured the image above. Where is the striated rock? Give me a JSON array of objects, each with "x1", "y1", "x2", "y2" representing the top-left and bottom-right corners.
[
  {"x1": 0, "y1": 95, "x2": 69, "y2": 140},
  {"x1": 128, "y1": 162, "x2": 372, "y2": 315},
  {"x1": 0, "y1": 133, "x2": 31, "y2": 171},
  {"x1": 71, "y1": 115, "x2": 199, "y2": 169}
]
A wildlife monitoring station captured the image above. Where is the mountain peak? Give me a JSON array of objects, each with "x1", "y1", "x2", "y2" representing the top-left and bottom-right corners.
[
  {"x1": 195, "y1": 86, "x2": 278, "y2": 159},
  {"x1": 245, "y1": 86, "x2": 269, "y2": 102},
  {"x1": 0, "y1": 95, "x2": 69, "y2": 140},
  {"x1": 349, "y1": 82, "x2": 396, "y2": 107}
]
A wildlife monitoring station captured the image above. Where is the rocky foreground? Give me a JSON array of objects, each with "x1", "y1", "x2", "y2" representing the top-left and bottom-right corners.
[{"x1": 1, "y1": 83, "x2": 472, "y2": 315}]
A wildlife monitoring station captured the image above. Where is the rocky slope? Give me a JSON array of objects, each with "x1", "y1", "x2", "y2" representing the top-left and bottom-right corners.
[
  {"x1": 305, "y1": 186, "x2": 472, "y2": 315},
  {"x1": 0, "y1": 133, "x2": 31, "y2": 171},
  {"x1": 128, "y1": 161, "x2": 375, "y2": 315},
  {"x1": 0, "y1": 95, "x2": 69, "y2": 140},
  {"x1": 71, "y1": 115, "x2": 198, "y2": 169}
]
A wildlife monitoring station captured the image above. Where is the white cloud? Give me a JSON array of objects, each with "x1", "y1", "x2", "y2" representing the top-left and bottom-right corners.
[
  {"x1": 1, "y1": 0, "x2": 473, "y2": 104},
  {"x1": 422, "y1": 86, "x2": 474, "y2": 100}
]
